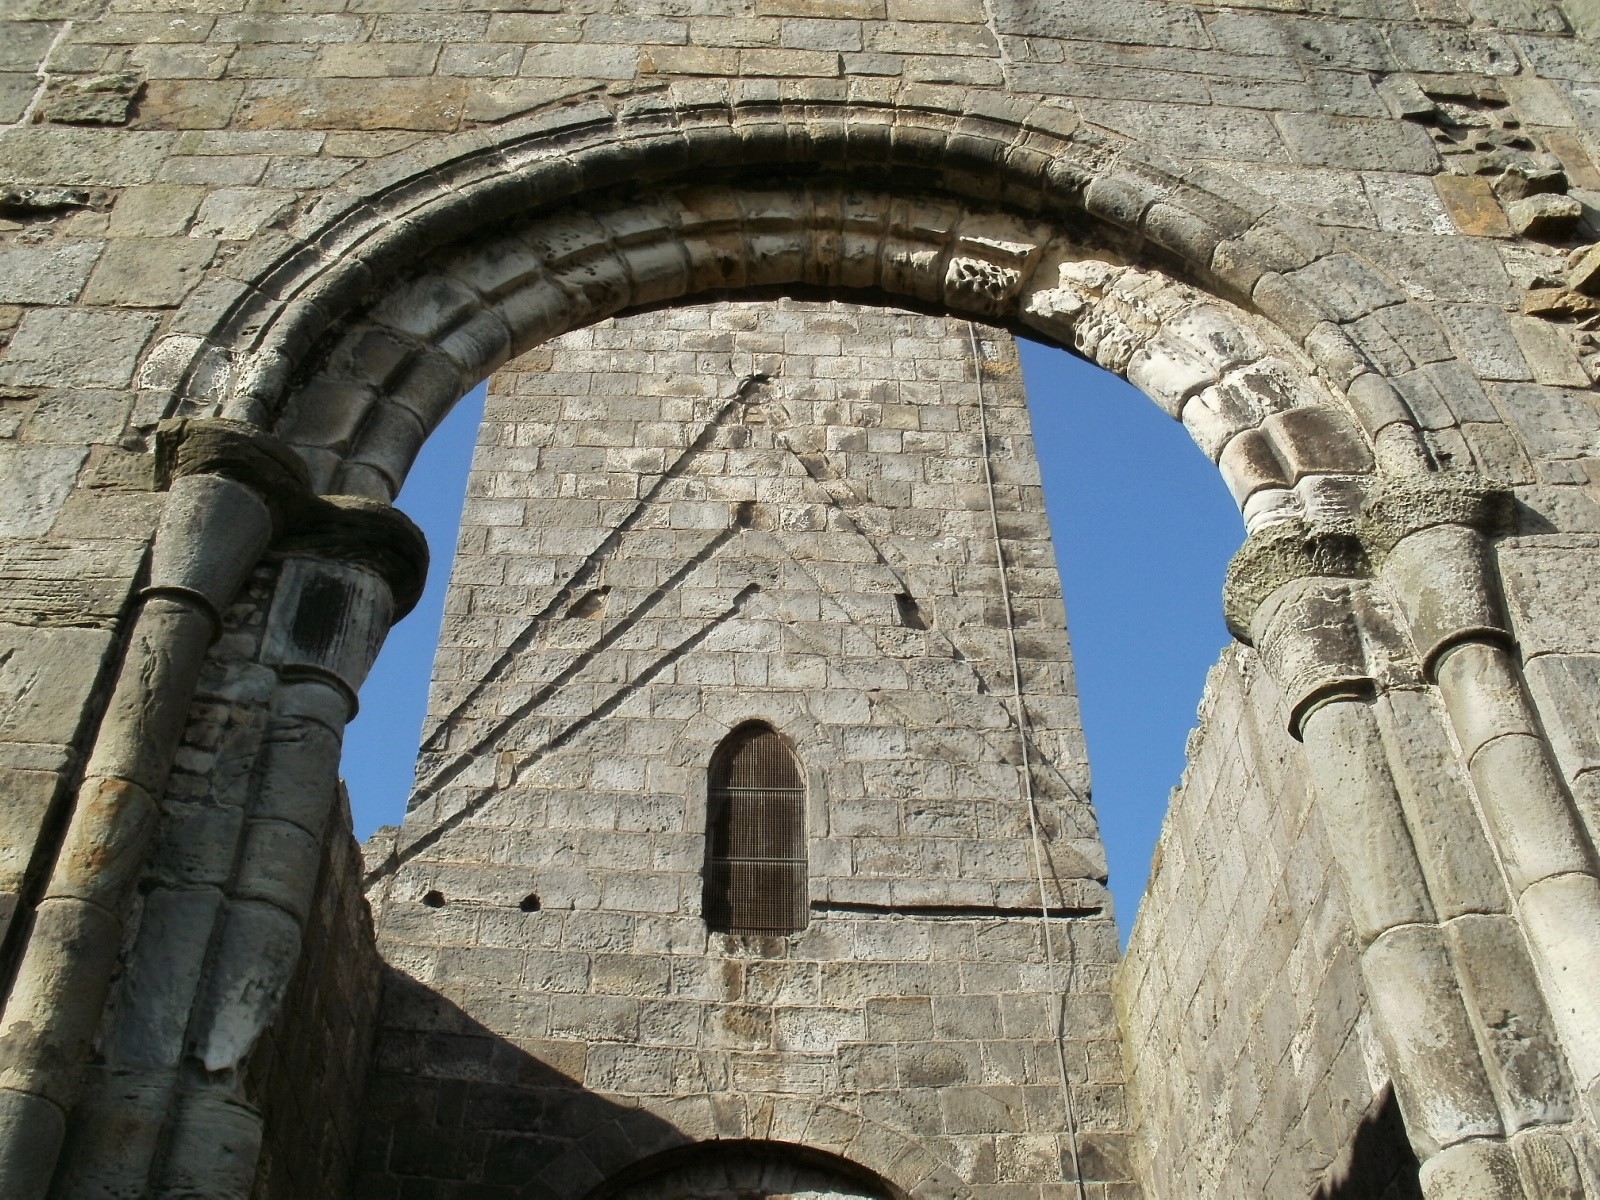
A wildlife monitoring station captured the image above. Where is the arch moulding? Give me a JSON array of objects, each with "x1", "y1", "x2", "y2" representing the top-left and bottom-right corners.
[
  {"x1": 6, "y1": 80, "x2": 1600, "y2": 1200},
  {"x1": 149, "y1": 85, "x2": 1449, "y2": 535}
]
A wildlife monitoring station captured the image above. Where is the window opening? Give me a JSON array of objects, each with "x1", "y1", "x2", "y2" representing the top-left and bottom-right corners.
[{"x1": 704, "y1": 724, "x2": 808, "y2": 934}]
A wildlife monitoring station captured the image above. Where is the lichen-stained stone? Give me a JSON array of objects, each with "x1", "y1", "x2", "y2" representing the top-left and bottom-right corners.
[
  {"x1": 0, "y1": 243, "x2": 103, "y2": 307},
  {"x1": 0, "y1": 623, "x2": 111, "y2": 747},
  {"x1": 235, "y1": 79, "x2": 469, "y2": 132},
  {"x1": 39, "y1": 73, "x2": 144, "y2": 127},
  {"x1": 0, "y1": 129, "x2": 175, "y2": 187},
  {"x1": 79, "y1": 238, "x2": 215, "y2": 308},
  {"x1": 0, "y1": 446, "x2": 88, "y2": 539}
]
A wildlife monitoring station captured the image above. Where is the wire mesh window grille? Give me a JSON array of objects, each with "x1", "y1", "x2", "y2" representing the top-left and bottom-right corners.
[{"x1": 704, "y1": 724, "x2": 808, "y2": 934}]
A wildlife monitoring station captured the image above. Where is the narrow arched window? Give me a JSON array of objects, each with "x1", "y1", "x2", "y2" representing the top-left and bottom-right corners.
[{"x1": 704, "y1": 723, "x2": 808, "y2": 934}]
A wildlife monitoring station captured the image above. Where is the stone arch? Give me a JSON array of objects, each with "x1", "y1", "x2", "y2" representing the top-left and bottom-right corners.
[
  {"x1": 276, "y1": 185, "x2": 1372, "y2": 537},
  {"x1": 149, "y1": 89, "x2": 1446, "y2": 532},
  {"x1": 531, "y1": 1097, "x2": 966, "y2": 1200},
  {"x1": 585, "y1": 1138, "x2": 907, "y2": 1200}
]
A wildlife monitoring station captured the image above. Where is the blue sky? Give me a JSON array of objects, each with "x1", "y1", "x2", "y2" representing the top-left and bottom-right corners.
[{"x1": 339, "y1": 336, "x2": 1243, "y2": 940}]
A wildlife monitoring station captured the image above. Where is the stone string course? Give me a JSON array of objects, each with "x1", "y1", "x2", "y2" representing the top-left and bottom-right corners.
[{"x1": 1, "y1": 0, "x2": 1600, "y2": 1198}]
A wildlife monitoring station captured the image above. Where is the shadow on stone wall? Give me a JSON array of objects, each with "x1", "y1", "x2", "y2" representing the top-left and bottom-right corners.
[
  {"x1": 252, "y1": 804, "x2": 385, "y2": 1200},
  {"x1": 354, "y1": 970, "x2": 959, "y2": 1200},
  {"x1": 1312, "y1": 1086, "x2": 1423, "y2": 1200},
  {"x1": 355, "y1": 968, "x2": 691, "y2": 1198}
]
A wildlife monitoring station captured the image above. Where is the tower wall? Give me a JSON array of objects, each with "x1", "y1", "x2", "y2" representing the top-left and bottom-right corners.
[{"x1": 359, "y1": 301, "x2": 1132, "y2": 1197}]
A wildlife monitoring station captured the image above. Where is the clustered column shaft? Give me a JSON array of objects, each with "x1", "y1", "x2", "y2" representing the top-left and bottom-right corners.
[
  {"x1": 152, "y1": 522, "x2": 421, "y2": 1200},
  {"x1": 1373, "y1": 502, "x2": 1600, "y2": 1131},
  {"x1": 0, "y1": 424, "x2": 304, "y2": 1200},
  {"x1": 1228, "y1": 483, "x2": 1598, "y2": 1199},
  {"x1": 0, "y1": 421, "x2": 426, "y2": 1200}
]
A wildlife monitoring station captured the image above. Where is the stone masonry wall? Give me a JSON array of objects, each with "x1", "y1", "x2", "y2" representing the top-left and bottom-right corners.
[
  {"x1": 0, "y1": 459, "x2": 159, "y2": 977},
  {"x1": 357, "y1": 300, "x2": 1133, "y2": 1198},
  {"x1": 1116, "y1": 647, "x2": 1394, "y2": 1199},
  {"x1": 248, "y1": 789, "x2": 385, "y2": 1200},
  {"x1": 4, "y1": 0, "x2": 1600, "y2": 1196}
]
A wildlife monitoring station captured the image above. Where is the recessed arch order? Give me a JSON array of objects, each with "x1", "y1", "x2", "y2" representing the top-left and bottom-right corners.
[{"x1": 155, "y1": 85, "x2": 1437, "y2": 535}]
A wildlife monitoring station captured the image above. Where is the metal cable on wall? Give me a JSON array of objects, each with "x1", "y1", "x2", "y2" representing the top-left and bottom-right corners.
[{"x1": 968, "y1": 322, "x2": 1088, "y2": 1200}]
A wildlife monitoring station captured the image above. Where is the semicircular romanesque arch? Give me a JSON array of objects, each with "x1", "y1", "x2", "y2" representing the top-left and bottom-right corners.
[
  {"x1": 7, "y1": 12, "x2": 1600, "y2": 1196},
  {"x1": 154, "y1": 90, "x2": 1448, "y2": 534}
]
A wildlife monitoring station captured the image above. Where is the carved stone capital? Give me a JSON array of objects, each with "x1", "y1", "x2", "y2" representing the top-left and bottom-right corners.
[
  {"x1": 1222, "y1": 520, "x2": 1369, "y2": 644},
  {"x1": 1256, "y1": 577, "x2": 1378, "y2": 738},
  {"x1": 155, "y1": 418, "x2": 312, "y2": 532},
  {"x1": 277, "y1": 495, "x2": 429, "y2": 620},
  {"x1": 1360, "y1": 479, "x2": 1516, "y2": 676},
  {"x1": 1358, "y1": 477, "x2": 1514, "y2": 564}
]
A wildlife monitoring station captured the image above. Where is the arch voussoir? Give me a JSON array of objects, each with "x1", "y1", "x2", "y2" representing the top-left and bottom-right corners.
[{"x1": 147, "y1": 91, "x2": 1470, "y2": 537}]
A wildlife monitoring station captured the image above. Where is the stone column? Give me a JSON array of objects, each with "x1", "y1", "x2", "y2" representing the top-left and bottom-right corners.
[
  {"x1": 1226, "y1": 523, "x2": 1526, "y2": 1199},
  {"x1": 1371, "y1": 688, "x2": 1588, "y2": 1197},
  {"x1": 46, "y1": 498, "x2": 425, "y2": 1199},
  {"x1": 1367, "y1": 482, "x2": 1600, "y2": 1130},
  {"x1": 0, "y1": 421, "x2": 307, "y2": 1200},
  {"x1": 151, "y1": 497, "x2": 425, "y2": 1200}
]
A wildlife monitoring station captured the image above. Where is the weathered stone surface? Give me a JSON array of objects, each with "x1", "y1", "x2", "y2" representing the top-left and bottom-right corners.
[
  {"x1": 0, "y1": 623, "x2": 111, "y2": 753},
  {"x1": 79, "y1": 238, "x2": 215, "y2": 308},
  {"x1": 0, "y1": 129, "x2": 175, "y2": 186},
  {"x1": 0, "y1": 310, "x2": 158, "y2": 389},
  {"x1": 0, "y1": 446, "x2": 88, "y2": 539},
  {"x1": 1434, "y1": 174, "x2": 1516, "y2": 238},
  {"x1": 1117, "y1": 647, "x2": 1394, "y2": 1198},
  {"x1": 0, "y1": 243, "x2": 102, "y2": 307},
  {"x1": 0, "y1": 3, "x2": 1599, "y2": 1197},
  {"x1": 235, "y1": 79, "x2": 468, "y2": 131},
  {"x1": 105, "y1": 185, "x2": 203, "y2": 237},
  {"x1": 1508, "y1": 191, "x2": 1584, "y2": 238},
  {"x1": 189, "y1": 188, "x2": 292, "y2": 240},
  {"x1": 1566, "y1": 242, "x2": 1600, "y2": 295},
  {"x1": 0, "y1": 539, "x2": 144, "y2": 628},
  {"x1": 39, "y1": 72, "x2": 143, "y2": 126},
  {"x1": 1500, "y1": 538, "x2": 1600, "y2": 656}
]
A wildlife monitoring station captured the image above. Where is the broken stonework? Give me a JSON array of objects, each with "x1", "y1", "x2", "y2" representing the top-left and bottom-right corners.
[{"x1": 39, "y1": 74, "x2": 144, "y2": 127}]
